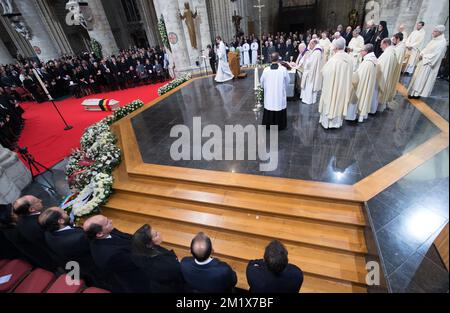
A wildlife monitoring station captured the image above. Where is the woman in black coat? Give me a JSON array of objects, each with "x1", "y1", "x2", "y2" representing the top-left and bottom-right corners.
[
  {"x1": 374, "y1": 21, "x2": 389, "y2": 58},
  {"x1": 131, "y1": 224, "x2": 186, "y2": 293}
]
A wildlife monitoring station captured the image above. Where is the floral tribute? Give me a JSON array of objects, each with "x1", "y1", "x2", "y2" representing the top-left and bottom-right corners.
[{"x1": 157, "y1": 73, "x2": 192, "y2": 96}]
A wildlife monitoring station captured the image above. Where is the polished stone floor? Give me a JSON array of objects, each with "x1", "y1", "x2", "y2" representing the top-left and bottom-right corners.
[
  {"x1": 366, "y1": 76, "x2": 449, "y2": 293},
  {"x1": 132, "y1": 71, "x2": 440, "y2": 185}
]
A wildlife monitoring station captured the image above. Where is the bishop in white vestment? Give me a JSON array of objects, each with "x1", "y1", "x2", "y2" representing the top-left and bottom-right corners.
[
  {"x1": 301, "y1": 39, "x2": 323, "y2": 105},
  {"x1": 346, "y1": 44, "x2": 378, "y2": 122},
  {"x1": 214, "y1": 37, "x2": 234, "y2": 83},
  {"x1": 408, "y1": 25, "x2": 448, "y2": 98},
  {"x1": 260, "y1": 52, "x2": 290, "y2": 131},
  {"x1": 377, "y1": 38, "x2": 398, "y2": 112},
  {"x1": 318, "y1": 38, "x2": 353, "y2": 129},
  {"x1": 404, "y1": 22, "x2": 426, "y2": 74},
  {"x1": 348, "y1": 29, "x2": 365, "y2": 71},
  {"x1": 251, "y1": 40, "x2": 259, "y2": 65},
  {"x1": 243, "y1": 42, "x2": 251, "y2": 67}
]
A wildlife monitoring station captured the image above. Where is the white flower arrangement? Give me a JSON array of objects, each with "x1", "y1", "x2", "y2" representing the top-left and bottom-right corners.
[
  {"x1": 70, "y1": 173, "x2": 113, "y2": 217},
  {"x1": 255, "y1": 85, "x2": 264, "y2": 104},
  {"x1": 157, "y1": 73, "x2": 192, "y2": 96},
  {"x1": 64, "y1": 99, "x2": 144, "y2": 217}
]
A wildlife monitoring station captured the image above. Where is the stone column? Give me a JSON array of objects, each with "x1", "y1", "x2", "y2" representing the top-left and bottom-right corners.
[
  {"x1": 416, "y1": 0, "x2": 449, "y2": 41},
  {"x1": 15, "y1": 0, "x2": 60, "y2": 61},
  {"x1": 153, "y1": 0, "x2": 191, "y2": 74},
  {"x1": 86, "y1": 0, "x2": 119, "y2": 56},
  {"x1": 35, "y1": 0, "x2": 73, "y2": 55},
  {"x1": 0, "y1": 145, "x2": 31, "y2": 204},
  {"x1": 0, "y1": 16, "x2": 35, "y2": 58},
  {"x1": 192, "y1": 0, "x2": 212, "y2": 49},
  {"x1": 0, "y1": 38, "x2": 14, "y2": 64},
  {"x1": 136, "y1": 0, "x2": 161, "y2": 47}
]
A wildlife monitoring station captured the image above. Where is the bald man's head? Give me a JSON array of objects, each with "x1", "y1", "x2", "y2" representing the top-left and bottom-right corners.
[
  {"x1": 83, "y1": 215, "x2": 114, "y2": 240},
  {"x1": 13, "y1": 195, "x2": 43, "y2": 216},
  {"x1": 190, "y1": 232, "x2": 213, "y2": 262}
]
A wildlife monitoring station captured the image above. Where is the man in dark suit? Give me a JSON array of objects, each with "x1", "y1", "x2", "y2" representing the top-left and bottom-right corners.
[
  {"x1": 39, "y1": 207, "x2": 108, "y2": 288},
  {"x1": 83, "y1": 215, "x2": 147, "y2": 293},
  {"x1": 362, "y1": 21, "x2": 376, "y2": 45},
  {"x1": 13, "y1": 195, "x2": 59, "y2": 271},
  {"x1": 246, "y1": 240, "x2": 303, "y2": 293},
  {"x1": 343, "y1": 26, "x2": 353, "y2": 47},
  {"x1": 180, "y1": 232, "x2": 237, "y2": 293}
]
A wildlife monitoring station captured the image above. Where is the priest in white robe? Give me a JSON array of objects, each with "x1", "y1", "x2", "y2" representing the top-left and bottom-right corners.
[
  {"x1": 404, "y1": 22, "x2": 426, "y2": 74},
  {"x1": 260, "y1": 52, "x2": 290, "y2": 131},
  {"x1": 301, "y1": 39, "x2": 323, "y2": 105},
  {"x1": 377, "y1": 38, "x2": 398, "y2": 112},
  {"x1": 408, "y1": 25, "x2": 447, "y2": 99},
  {"x1": 390, "y1": 33, "x2": 407, "y2": 100},
  {"x1": 348, "y1": 29, "x2": 365, "y2": 71},
  {"x1": 319, "y1": 32, "x2": 332, "y2": 63},
  {"x1": 214, "y1": 36, "x2": 234, "y2": 83},
  {"x1": 318, "y1": 38, "x2": 353, "y2": 129},
  {"x1": 243, "y1": 41, "x2": 251, "y2": 67},
  {"x1": 251, "y1": 39, "x2": 259, "y2": 66},
  {"x1": 398, "y1": 24, "x2": 408, "y2": 42},
  {"x1": 292, "y1": 43, "x2": 308, "y2": 93},
  {"x1": 346, "y1": 44, "x2": 378, "y2": 122}
]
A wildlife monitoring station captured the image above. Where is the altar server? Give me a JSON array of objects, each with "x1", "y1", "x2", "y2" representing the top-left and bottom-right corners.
[
  {"x1": 243, "y1": 40, "x2": 251, "y2": 67},
  {"x1": 260, "y1": 52, "x2": 290, "y2": 131},
  {"x1": 251, "y1": 39, "x2": 259, "y2": 65}
]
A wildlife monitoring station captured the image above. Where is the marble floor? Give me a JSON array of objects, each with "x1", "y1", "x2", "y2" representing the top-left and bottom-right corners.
[{"x1": 132, "y1": 71, "x2": 440, "y2": 185}]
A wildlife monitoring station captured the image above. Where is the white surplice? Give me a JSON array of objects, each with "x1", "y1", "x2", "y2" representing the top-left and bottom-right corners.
[
  {"x1": 408, "y1": 33, "x2": 448, "y2": 97},
  {"x1": 251, "y1": 42, "x2": 259, "y2": 65},
  {"x1": 260, "y1": 64, "x2": 290, "y2": 112},
  {"x1": 243, "y1": 43, "x2": 250, "y2": 66},
  {"x1": 215, "y1": 41, "x2": 234, "y2": 83}
]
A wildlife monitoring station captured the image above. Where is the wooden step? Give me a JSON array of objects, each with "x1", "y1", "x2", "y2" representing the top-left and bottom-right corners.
[
  {"x1": 104, "y1": 193, "x2": 367, "y2": 254},
  {"x1": 113, "y1": 176, "x2": 366, "y2": 226},
  {"x1": 103, "y1": 208, "x2": 368, "y2": 285}
]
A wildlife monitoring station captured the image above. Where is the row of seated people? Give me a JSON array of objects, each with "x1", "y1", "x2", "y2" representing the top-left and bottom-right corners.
[
  {"x1": 0, "y1": 87, "x2": 24, "y2": 150},
  {"x1": 0, "y1": 196, "x2": 304, "y2": 293}
]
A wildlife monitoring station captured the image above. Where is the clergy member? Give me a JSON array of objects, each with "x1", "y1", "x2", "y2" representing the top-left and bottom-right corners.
[
  {"x1": 404, "y1": 22, "x2": 426, "y2": 75},
  {"x1": 408, "y1": 25, "x2": 447, "y2": 99},
  {"x1": 390, "y1": 33, "x2": 407, "y2": 100},
  {"x1": 243, "y1": 40, "x2": 251, "y2": 67},
  {"x1": 319, "y1": 32, "x2": 332, "y2": 63},
  {"x1": 346, "y1": 44, "x2": 378, "y2": 122},
  {"x1": 251, "y1": 39, "x2": 259, "y2": 66},
  {"x1": 348, "y1": 29, "x2": 365, "y2": 71},
  {"x1": 260, "y1": 52, "x2": 290, "y2": 131},
  {"x1": 214, "y1": 36, "x2": 234, "y2": 83},
  {"x1": 398, "y1": 24, "x2": 408, "y2": 42},
  {"x1": 301, "y1": 39, "x2": 323, "y2": 104},
  {"x1": 377, "y1": 38, "x2": 398, "y2": 112},
  {"x1": 318, "y1": 37, "x2": 353, "y2": 129}
]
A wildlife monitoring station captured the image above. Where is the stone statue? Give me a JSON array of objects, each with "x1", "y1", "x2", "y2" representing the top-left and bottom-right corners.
[
  {"x1": 179, "y1": 2, "x2": 198, "y2": 49},
  {"x1": 65, "y1": 0, "x2": 94, "y2": 31},
  {"x1": 348, "y1": 9, "x2": 359, "y2": 28},
  {"x1": 232, "y1": 10, "x2": 242, "y2": 37},
  {"x1": 364, "y1": 0, "x2": 380, "y2": 25},
  {"x1": 10, "y1": 16, "x2": 31, "y2": 40},
  {"x1": 0, "y1": 0, "x2": 13, "y2": 15}
]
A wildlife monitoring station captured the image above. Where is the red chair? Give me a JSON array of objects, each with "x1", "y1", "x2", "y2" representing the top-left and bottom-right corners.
[
  {"x1": 82, "y1": 287, "x2": 111, "y2": 293},
  {"x1": 0, "y1": 259, "x2": 10, "y2": 269},
  {"x1": 0, "y1": 259, "x2": 33, "y2": 292},
  {"x1": 46, "y1": 274, "x2": 85, "y2": 293},
  {"x1": 14, "y1": 268, "x2": 56, "y2": 293}
]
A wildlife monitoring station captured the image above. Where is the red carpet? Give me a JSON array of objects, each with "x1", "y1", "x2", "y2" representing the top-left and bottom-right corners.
[{"x1": 18, "y1": 82, "x2": 167, "y2": 174}]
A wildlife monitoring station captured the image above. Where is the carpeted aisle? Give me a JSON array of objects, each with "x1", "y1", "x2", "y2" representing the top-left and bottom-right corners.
[{"x1": 17, "y1": 82, "x2": 166, "y2": 174}]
